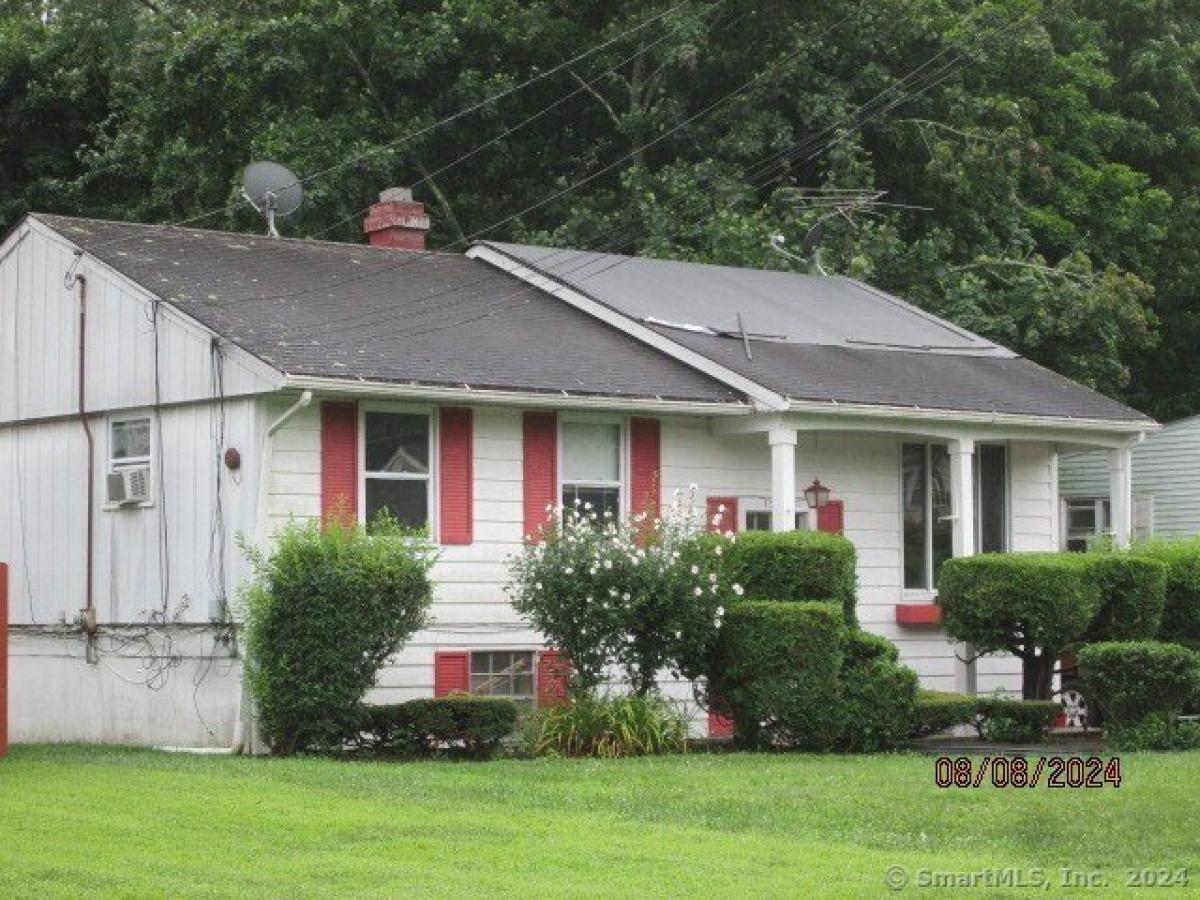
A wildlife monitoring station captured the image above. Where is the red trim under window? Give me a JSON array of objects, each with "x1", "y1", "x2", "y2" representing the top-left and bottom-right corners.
[
  {"x1": 320, "y1": 401, "x2": 358, "y2": 525},
  {"x1": 895, "y1": 603, "x2": 943, "y2": 626},
  {"x1": 438, "y1": 407, "x2": 473, "y2": 544}
]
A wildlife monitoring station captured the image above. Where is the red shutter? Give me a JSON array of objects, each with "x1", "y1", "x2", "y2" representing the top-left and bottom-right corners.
[
  {"x1": 321, "y1": 401, "x2": 358, "y2": 525},
  {"x1": 817, "y1": 499, "x2": 844, "y2": 534},
  {"x1": 434, "y1": 651, "x2": 470, "y2": 696},
  {"x1": 523, "y1": 412, "x2": 558, "y2": 540},
  {"x1": 439, "y1": 407, "x2": 474, "y2": 544},
  {"x1": 629, "y1": 418, "x2": 661, "y2": 518},
  {"x1": 537, "y1": 650, "x2": 570, "y2": 707},
  {"x1": 706, "y1": 496, "x2": 739, "y2": 533},
  {"x1": 708, "y1": 711, "x2": 734, "y2": 739}
]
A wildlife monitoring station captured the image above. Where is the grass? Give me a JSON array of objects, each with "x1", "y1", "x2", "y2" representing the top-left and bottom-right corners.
[{"x1": 0, "y1": 746, "x2": 1197, "y2": 898}]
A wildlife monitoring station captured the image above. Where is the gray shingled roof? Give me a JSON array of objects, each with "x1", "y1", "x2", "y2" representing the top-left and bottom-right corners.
[
  {"x1": 477, "y1": 242, "x2": 1153, "y2": 424},
  {"x1": 32, "y1": 215, "x2": 740, "y2": 403}
]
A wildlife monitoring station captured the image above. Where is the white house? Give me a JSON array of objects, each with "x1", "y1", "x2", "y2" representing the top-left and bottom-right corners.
[
  {"x1": 0, "y1": 193, "x2": 1156, "y2": 748},
  {"x1": 1060, "y1": 413, "x2": 1200, "y2": 547}
]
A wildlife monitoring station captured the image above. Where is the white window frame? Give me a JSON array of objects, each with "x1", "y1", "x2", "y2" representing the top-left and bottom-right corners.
[
  {"x1": 1060, "y1": 497, "x2": 1110, "y2": 551},
  {"x1": 973, "y1": 441, "x2": 1011, "y2": 554},
  {"x1": 739, "y1": 495, "x2": 810, "y2": 532},
  {"x1": 358, "y1": 402, "x2": 438, "y2": 534},
  {"x1": 558, "y1": 414, "x2": 627, "y2": 518},
  {"x1": 468, "y1": 649, "x2": 538, "y2": 702},
  {"x1": 104, "y1": 412, "x2": 155, "y2": 511}
]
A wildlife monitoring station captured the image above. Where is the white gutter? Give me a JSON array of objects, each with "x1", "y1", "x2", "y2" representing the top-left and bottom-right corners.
[
  {"x1": 280, "y1": 375, "x2": 752, "y2": 416},
  {"x1": 466, "y1": 244, "x2": 790, "y2": 412}
]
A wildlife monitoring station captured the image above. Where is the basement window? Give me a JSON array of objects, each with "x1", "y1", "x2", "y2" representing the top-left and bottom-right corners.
[
  {"x1": 561, "y1": 420, "x2": 622, "y2": 521},
  {"x1": 363, "y1": 411, "x2": 431, "y2": 529}
]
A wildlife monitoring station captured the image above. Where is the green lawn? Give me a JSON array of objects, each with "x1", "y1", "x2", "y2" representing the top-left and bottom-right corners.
[{"x1": 0, "y1": 746, "x2": 1197, "y2": 898}]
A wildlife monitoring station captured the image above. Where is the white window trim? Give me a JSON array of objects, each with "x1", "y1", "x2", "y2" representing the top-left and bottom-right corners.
[
  {"x1": 103, "y1": 411, "x2": 155, "y2": 511},
  {"x1": 738, "y1": 495, "x2": 810, "y2": 531},
  {"x1": 1060, "y1": 497, "x2": 1110, "y2": 550},
  {"x1": 558, "y1": 413, "x2": 628, "y2": 517},
  {"x1": 358, "y1": 401, "x2": 438, "y2": 536},
  {"x1": 973, "y1": 441, "x2": 1011, "y2": 554}
]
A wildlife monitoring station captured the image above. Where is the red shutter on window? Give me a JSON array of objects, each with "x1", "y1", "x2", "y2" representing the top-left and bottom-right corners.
[
  {"x1": 537, "y1": 650, "x2": 570, "y2": 707},
  {"x1": 817, "y1": 499, "x2": 845, "y2": 535},
  {"x1": 706, "y1": 496, "x2": 739, "y2": 533},
  {"x1": 438, "y1": 407, "x2": 473, "y2": 544},
  {"x1": 708, "y1": 711, "x2": 734, "y2": 739},
  {"x1": 320, "y1": 401, "x2": 358, "y2": 525},
  {"x1": 523, "y1": 411, "x2": 558, "y2": 540},
  {"x1": 629, "y1": 418, "x2": 661, "y2": 518},
  {"x1": 434, "y1": 651, "x2": 470, "y2": 696}
]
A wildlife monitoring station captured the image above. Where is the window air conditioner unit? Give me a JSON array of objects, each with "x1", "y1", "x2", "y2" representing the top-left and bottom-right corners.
[{"x1": 107, "y1": 466, "x2": 152, "y2": 505}]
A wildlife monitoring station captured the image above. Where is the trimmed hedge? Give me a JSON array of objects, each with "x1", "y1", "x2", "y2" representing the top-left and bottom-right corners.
[
  {"x1": 1107, "y1": 713, "x2": 1200, "y2": 752},
  {"x1": 974, "y1": 698, "x2": 1061, "y2": 743},
  {"x1": 1077, "y1": 640, "x2": 1200, "y2": 727},
  {"x1": 721, "y1": 530, "x2": 858, "y2": 623},
  {"x1": 359, "y1": 696, "x2": 519, "y2": 758},
  {"x1": 1132, "y1": 538, "x2": 1200, "y2": 647},
  {"x1": 837, "y1": 657, "x2": 919, "y2": 752},
  {"x1": 1083, "y1": 554, "x2": 1168, "y2": 642},
  {"x1": 843, "y1": 628, "x2": 900, "y2": 667},
  {"x1": 708, "y1": 601, "x2": 846, "y2": 750},
  {"x1": 911, "y1": 691, "x2": 978, "y2": 737},
  {"x1": 938, "y1": 553, "x2": 1101, "y2": 699}
]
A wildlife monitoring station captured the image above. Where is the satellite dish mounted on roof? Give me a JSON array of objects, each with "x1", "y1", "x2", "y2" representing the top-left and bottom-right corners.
[{"x1": 241, "y1": 161, "x2": 304, "y2": 237}]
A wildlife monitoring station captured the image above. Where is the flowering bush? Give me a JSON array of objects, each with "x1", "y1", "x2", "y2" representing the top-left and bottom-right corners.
[{"x1": 507, "y1": 488, "x2": 743, "y2": 695}]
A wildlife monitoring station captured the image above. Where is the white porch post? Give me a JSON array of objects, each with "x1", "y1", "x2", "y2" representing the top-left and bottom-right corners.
[
  {"x1": 769, "y1": 427, "x2": 798, "y2": 533},
  {"x1": 1108, "y1": 443, "x2": 1134, "y2": 548},
  {"x1": 948, "y1": 438, "x2": 977, "y2": 695}
]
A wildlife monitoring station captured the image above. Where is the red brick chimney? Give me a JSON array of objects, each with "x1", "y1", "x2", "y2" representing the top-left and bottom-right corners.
[{"x1": 363, "y1": 187, "x2": 430, "y2": 250}]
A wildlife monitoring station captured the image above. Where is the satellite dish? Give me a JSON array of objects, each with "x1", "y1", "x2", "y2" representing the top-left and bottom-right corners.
[{"x1": 241, "y1": 161, "x2": 304, "y2": 237}]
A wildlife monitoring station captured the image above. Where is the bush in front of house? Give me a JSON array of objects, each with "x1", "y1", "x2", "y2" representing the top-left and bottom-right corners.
[
  {"x1": 720, "y1": 529, "x2": 858, "y2": 623},
  {"x1": 528, "y1": 693, "x2": 689, "y2": 758},
  {"x1": 1077, "y1": 640, "x2": 1200, "y2": 728},
  {"x1": 707, "y1": 601, "x2": 846, "y2": 750},
  {"x1": 937, "y1": 553, "x2": 1101, "y2": 700},
  {"x1": 910, "y1": 691, "x2": 979, "y2": 737},
  {"x1": 837, "y1": 652, "x2": 920, "y2": 752},
  {"x1": 358, "y1": 696, "x2": 519, "y2": 758},
  {"x1": 974, "y1": 698, "x2": 1062, "y2": 743},
  {"x1": 241, "y1": 516, "x2": 435, "y2": 755},
  {"x1": 1105, "y1": 713, "x2": 1200, "y2": 752},
  {"x1": 507, "y1": 490, "x2": 742, "y2": 697},
  {"x1": 1131, "y1": 537, "x2": 1200, "y2": 648},
  {"x1": 1082, "y1": 553, "x2": 1168, "y2": 642}
]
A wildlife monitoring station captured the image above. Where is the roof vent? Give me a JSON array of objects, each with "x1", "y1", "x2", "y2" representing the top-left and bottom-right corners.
[{"x1": 364, "y1": 187, "x2": 430, "y2": 251}]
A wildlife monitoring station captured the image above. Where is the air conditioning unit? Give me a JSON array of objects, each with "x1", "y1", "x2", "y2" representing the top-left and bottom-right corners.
[{"x1": 107, "y1": 466, "x2": 152, "y2": 506}]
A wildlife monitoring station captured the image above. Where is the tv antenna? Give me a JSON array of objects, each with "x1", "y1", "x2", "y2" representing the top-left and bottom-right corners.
[{"x1": 240, "y1": 161, "x2": 304, "y2": 237}]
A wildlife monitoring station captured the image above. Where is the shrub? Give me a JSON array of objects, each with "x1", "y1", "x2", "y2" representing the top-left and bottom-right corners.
[
  {"x1": 529, "y1": 694, "x2": 689, "y2": 758},
  {"x1": 707, "y1": 601, "x2": 845, "y2": 750},
  {"x1": 1077, "y1": 640, "x2": 1200, "y2": 727},
  {"x1": 507, "y1": 490, "x2": 741, "y2": 695},
  {"x1": 1132, "y1": 537, "x2": 1200, "y2": 647},
  {"x1": 721, "y1": 530, "x2": 857, "y2": 623},
  {"x1": 359, "y1": 696, "x2": 519, "y2": 758},
  {"x1": 910, "y1": 691, "x2": 978, "y2": 737},
  {"x1": 241, "y1": 517, "x2": 434, "y2": 755},
  {"x1": 975, "y1": 698, "x2": 1061, "y2": 743},
  {"x1": 1107, "y1": 712, "x2": 1200, "y2": 752},
  {"x1": 837, "y1": 657, "x2": 920, "y2": 752},
  {"x1": 937, "y1": 553, "x2": 1101, "y2": 699},
  {"x1": 1082, "y1": 553, "x2": 1167, "y2": 642},
  {"x1": 843, "y1": 629, "x2": 900, "y2": 667}
]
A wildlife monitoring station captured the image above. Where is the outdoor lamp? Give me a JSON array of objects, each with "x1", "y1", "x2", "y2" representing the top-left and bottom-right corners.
[{"x1": 804, "y1": 478, "x2": 832, "y2": 510}]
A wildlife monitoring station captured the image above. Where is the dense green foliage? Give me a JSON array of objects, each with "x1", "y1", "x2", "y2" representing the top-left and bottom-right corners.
[
  {"x1": 1107, "y1": 713, "x2": 1200, "y2": 752},
  {"x1": 3, "y1": 0, "x2": 1198, "y2": 419},
  {"x1": 1082, "y1": 554, "x2": 1168, "y2": 642},
  {"x1": 5, "y1": 746, "x2": 1200, "y2": 895},
  {"x1": 357, "y1": 697, "x2": 519, "y2": 758},
  {"x1": 837, "y1": 655, "x2": 920, "y2": 752},
  {"x1": 1078, "y1": 640, "x2": 1200, "y2": 727},
  {"x1": 911, "y1": 690, "x2": 979, "y2": 737},
  {"x1": 721, "y1": 529, "x2": 857, "y2": 623},
  {"x1": 937, "y1": 553, "x2": 1100, "y2": 699},
  {"x1": 241, "y1": 518, "x2": 434, "y2": 754},
  {"x1": 507, "y1": 497, "x2": 739, "y2": 695},
  {"x1": 974, "y1": 698, "x2": 1061, "y2": 743},
  {"x1": 707, "y1": 601, "x2": 846, "y2": 750},
  {"x1": 1132, "y1": 537, "x2": 1200, "y2": 647},
  {"x1": 528, "y1": 694, "x2": 689, "y2": 757}
]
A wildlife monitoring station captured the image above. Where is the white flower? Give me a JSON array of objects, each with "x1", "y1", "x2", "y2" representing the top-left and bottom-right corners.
[
  {"x1": 709, "y1": 573, "x2": 717, "y2": 583},
  {"x1": 716, "y1": 606, "x2": 725, "y2": 617},
  {"x1": 589, "y1": 567, "x2": 598, "y2": 575},
  {"x1": 564, "y1": 567, "x2": 574, "y2": 575},
  {"x1": 693, "y1": 587, "x2": 703, "y2": 597},
  {"x1": 584, "y1": 502, "x2": 593, "y2": 511},
  {"x1": 714, "y1": 545, "x2": 723, "y2": 556},
  {"x1": 622, "y1": 592, "x2": 631, "y2": 602},
  {"x1": 674, "y1": 630, "x2": 682, "y2": 639},
  {"x1": 535, "y1": 582, "x2": 543, "y2": 591},
  {"x1": 603, "y1": 559, "x2": 613, "y2": 570},
  {"x1": 732, "y1": 584, "x2": 744, "y2": 597},
  {"x1": 690, "y1": 565, "x2": 700, "y2": 575}
]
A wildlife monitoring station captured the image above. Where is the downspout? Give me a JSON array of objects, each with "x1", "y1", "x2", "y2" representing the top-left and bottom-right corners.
[
  {"x1": 232, "y1": 389, "x2": 313, "y2": 753},
  {"x1": 76, "y1": 274, "x2": 98, "y2": 661}
]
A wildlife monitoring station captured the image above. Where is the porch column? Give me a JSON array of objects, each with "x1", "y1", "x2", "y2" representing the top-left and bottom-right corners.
[
  {"x1": 768, "y1": 427, "x2": 798, "y2": 533},
  {"x1": 948, "y1": 438, "x2": 977, "y2": 696},
  {"x1": 1108, "y1": 443, "x2": 1133, "y2": 548}
]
